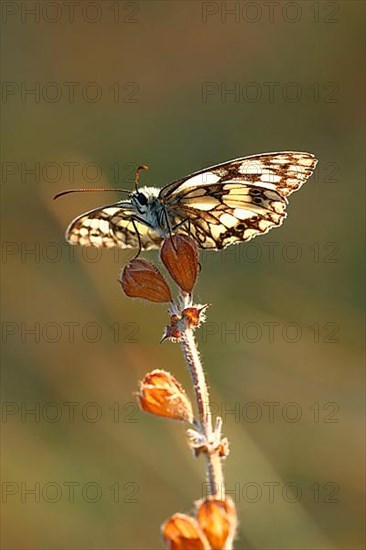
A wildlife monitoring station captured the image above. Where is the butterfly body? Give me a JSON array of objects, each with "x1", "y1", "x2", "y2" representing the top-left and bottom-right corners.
[
  {"x1": 130, "y1": 186, "x2": 167, "y2": 233},
  {"x1": 64, "y1": 152, "x2": 317, "y2": 251}
]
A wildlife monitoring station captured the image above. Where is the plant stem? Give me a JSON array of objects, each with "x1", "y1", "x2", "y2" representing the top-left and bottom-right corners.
[
  {"x1": 180, "y1": 329, "x2": 211, "y2": 431},
  {"x1": 179, "y1": 324, "x2": 225, "y2": 500}
]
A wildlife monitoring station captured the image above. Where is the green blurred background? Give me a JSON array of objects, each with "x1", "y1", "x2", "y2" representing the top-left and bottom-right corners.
[{"x1": 1, "y1": 1, "x2": 364, "y2": 548}]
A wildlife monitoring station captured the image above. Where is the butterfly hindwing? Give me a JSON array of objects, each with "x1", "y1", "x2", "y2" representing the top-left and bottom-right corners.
[{"x1": 166, "y1": 183, "x2": 286, "y2": 249}]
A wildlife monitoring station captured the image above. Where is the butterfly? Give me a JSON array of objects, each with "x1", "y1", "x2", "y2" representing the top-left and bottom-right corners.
[{"x1": 57, "y1": 152, "x2": 317, "y2": 253}]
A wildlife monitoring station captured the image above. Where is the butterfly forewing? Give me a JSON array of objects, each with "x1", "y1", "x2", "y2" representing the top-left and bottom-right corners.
[{"x1": 160, "y1": 152, "x2": 317, "y2": 199}]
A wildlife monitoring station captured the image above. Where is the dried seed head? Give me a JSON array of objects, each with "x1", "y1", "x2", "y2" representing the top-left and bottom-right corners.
[
  {"x1": 119, "y1": 258, "x2": 172, "y2": 303},
  {"x1": 135, "y1": 370, "x2": 193, "y2": 423},
  {"x1": 160, "y1": 235, "x2": 199, "y2": 293},
  {"x1": 162, "y1": 513, "x2": 210, "y2": 550},
  {"x1": 196, "y1": 497, "x2": 237, "y2": 550}
]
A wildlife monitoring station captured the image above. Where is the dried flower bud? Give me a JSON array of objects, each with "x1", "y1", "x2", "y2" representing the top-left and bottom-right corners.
[
  {"x1": 161, "y1": 314, "x2": 182, "y2": 343},
  {"x1": 196, "y1": 497, "x2": 237, "y2": 550},
  {"x1": 182, "y1": 306, "x2": 208, "y2": 329},
  {"x1": 160, "y1": 235, "x2": 199, "y2": 293},
  {"x1": 119, "y1": 258, "x2": 172, "y2": 303},
  {"x1": 162, "y1": 513, "x2": 210, "y2": 550},
  {"x1": 135, "y1": 370, "x2": 193, "y2": 423},
  {"x1": 161, "y1": 325, "x2": 182, "y2": 343}
]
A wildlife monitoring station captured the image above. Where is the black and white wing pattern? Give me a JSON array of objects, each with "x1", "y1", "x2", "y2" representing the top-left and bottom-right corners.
[
  {"x1": 66, "y1": 202, "x2": 162, "y2": 250},
  {"x1": 160, "y1": 152, "x2": 318, "y2": 249},
  {"x1": 63, "y1": 152, "x2": 317, "y2": 252}
]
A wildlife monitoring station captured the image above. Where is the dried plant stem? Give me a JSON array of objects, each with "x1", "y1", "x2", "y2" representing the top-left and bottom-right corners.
[{"x1": 180, "y1": 325, "x2": 225, "y2": 500}]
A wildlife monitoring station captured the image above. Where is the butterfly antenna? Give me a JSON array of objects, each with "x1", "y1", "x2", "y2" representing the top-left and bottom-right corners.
[
  {"x1": 135, "y1": 165, "x2": 149, "y2": 191},
  {"x1": 53, "y1": 188, "x2": 131, "y2": 200}
]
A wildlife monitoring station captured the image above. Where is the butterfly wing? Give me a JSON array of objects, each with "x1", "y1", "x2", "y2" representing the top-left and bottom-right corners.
[
  {"x1": 160, "y1": 152, "x2": 318, "y2": 249},
  {"x1": 66, "y1": 202, "x2": 162, "y2": 250}
]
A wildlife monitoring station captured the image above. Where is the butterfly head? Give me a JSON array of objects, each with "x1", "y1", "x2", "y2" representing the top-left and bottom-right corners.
[
  {"x1": 130, "y1": 186, "x2": 160, "y2": 214},
  {"x1": 135, "y1": 191, "x2": 148, "y2": 206}
]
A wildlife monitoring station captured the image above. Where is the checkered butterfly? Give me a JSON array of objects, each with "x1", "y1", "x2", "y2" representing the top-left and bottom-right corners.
[{"x1": 57, "y1": 152, "x2": 317, "y2": 252}]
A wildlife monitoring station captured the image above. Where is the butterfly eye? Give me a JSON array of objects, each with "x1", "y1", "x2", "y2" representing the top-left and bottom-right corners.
[{"x1": 136, "y1": 192, "x2": 148, "y2": 206}]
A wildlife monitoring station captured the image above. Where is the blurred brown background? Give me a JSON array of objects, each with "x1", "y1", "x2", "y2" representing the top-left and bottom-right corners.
[{"x1": 1, "y1": 1, "x2": 365, "y2": 549}]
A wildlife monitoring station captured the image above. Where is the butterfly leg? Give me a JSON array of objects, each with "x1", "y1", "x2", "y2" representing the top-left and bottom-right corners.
[
  {"x1": 172, "y1": 218, "x2": 191, "y2": 236},
  {"x1": 130, "y1": 217, "x2": 143, "y2": 259},
  {"x1": 161, "y1": 207, "x2": 177, "y2": 250},
  {"x1": 161, "y1": 208, "x2": 192, "y2": 250}
]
